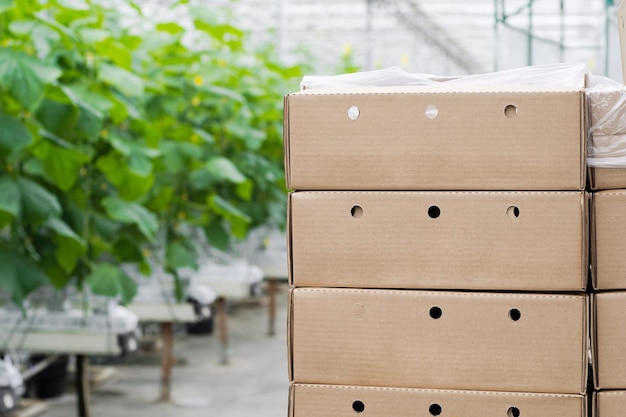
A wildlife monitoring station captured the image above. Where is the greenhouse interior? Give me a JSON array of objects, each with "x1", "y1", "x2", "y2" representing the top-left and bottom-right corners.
[{"x1": 0, "y1": 0, "x2": 625, "y2": 416}]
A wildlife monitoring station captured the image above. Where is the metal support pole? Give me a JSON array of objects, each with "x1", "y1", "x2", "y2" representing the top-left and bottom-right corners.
[
  {"x1": 159, "y1": 322, "x2": 174, "y2": 402},
  {"x1": 76, "y1": 354, "x2": 91, "y2": 417}
]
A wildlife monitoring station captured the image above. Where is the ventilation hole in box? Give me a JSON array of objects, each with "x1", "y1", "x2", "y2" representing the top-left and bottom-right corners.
[
  {"x1": 429, "y1": 403, "x2": 442, "y2": 416},
  {"x1": 504, "y1": 104, "x2": 517, "y2": 118},
  {"x1": 348, "y1": 106, "x2": 360, "y2": 120},
  {"x1": 429, "y1": 306, "x2": 442, "y2": 319},
  {"x1": 352, "y1": 400, "x2": 365, "y2": 413},
  {"x1": 507, "y1": 206, "x2": 520, "y2": 219},
  {"x1": 508, "y1": 309, "x2": 521, "y2": 321},
  {"x1": 507, "y1": 406, "x2": 521, "y2": 417},
  {"x1": 425, "y1": 104, "x2": 439, "y2": 120},
  {"x1": 428, "y1": 206, "x2": 440, "y2": 219},
  {"x1": 351, "y1": 205, "x2": 363, "y2": 218}
]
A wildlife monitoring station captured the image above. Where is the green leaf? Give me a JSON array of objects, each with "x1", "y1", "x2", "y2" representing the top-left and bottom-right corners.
[
  {"x1": 76, "y1": 105, "x2": 103, "y2": 141},
  {"x1": 109, "y1": 134, "x2": 160, "y2": 177},
  {"x1": 166, "y1": 241, "x2": 197, "y2": 271},
  {"x1": 205, "y1": 156, "x2": 246, "y2": 183},
  {"x1": 0, "y1": 0, "x2": 14, "y2": 14},
  {"x1": 102, "y1": 197, "x2": 158, "y2": 242},
  {"x1": 17, "y1": 177, "x2": 61, "y2": 223},
  {"x1": 159, "y1": 140, "x2": 202, "y2": 174},
  {"x1": 236, "y1": 179, "x2": 253, "y2": 201},
  {"x1": 0, "y1": 249, "x2": 47, "y2": 309},
  {"x1": 0, "y1": 113, "x2": 32, "y2": 154},
  {"x1": 78, "y1": 28, "x2": 110, "y2": 44},
  {"x1": 32, "y1": 141, "x2": 90, "y2": 191},
  {"x1": 224, "y1": 118, "x2": 266, "y2": 150},
  {"x1": 98, "y1": 63, "x2": 144, "y2": 97},
  {"x1": 46, "y1": 218, "x2": 86, "y2": 273},
  {"x1": 96, "y1": 153, "x2": 154, "y2": 200},
  {"x1": 189, "y1": 156, "x2": 246, "y2": 190},
  {"x1": 204, "y1": 220, "x2": 229, "y2": 250},
  {"x1": 86, "y1": 263, "x2": 137, "y2": 305},
  {"x1": 156, "y1": 22, "x2": 185, "y2": 34},
  {"x1": 0, "y1": 176, "x2": 20, "y2": 228},
  {"x1": 63, "y1": 83, "x2": 113, "y2": 116},
  {"x1": 203, "y1": 84, "x2": 245, "y2": 103},
  {"x1": 96, "y1": 39, "x2": 132, "y2": 70},
  {"x1": 35, "y1": 99, "x2": 76, "y2": 136},
  {"x1": 208, "y1": 195, "x2": 250, "y2": 223},
  {"x1": 0, "y1": 48, "x2": 62, "y2": 109}
]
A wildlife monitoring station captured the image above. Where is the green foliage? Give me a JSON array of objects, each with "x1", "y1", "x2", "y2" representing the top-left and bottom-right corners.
[{"x1": 0, "y1": 0, "x2": 306, "y2": 306}]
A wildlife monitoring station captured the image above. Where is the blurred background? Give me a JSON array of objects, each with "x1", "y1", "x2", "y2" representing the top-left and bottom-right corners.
[{"x1": 0, "y1": 0, "x2": 621, "y2": 417}]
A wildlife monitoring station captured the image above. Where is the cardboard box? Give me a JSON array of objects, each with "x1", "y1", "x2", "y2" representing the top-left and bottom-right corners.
[
  {"x1": 283, "y1": 84, "x2": 586, "y2": 191},
  {"x1": 591, "y1": 190, "x2": 626, "y2": 289},
  {"x1": 589, "y1": 2, "x2": 626, "y2": 190},
  {"x1": 289, "y1": 288, "x2": 588, "y2": 394},
  {"x1": 289, "y1": 191, "x2": 588, "y2": 291},
  {"x1": 290, "y1": 384, "x2": 587, "y2": 417},
  {"x1": 593, "y1": 292, "x2": 626, "y2": 389},
  {"x1": 589, "y1": 168, "x2": 626, "y2": 191},
  {"x1": 594, "y1": 390, "x2": 626, "y2": 417}
]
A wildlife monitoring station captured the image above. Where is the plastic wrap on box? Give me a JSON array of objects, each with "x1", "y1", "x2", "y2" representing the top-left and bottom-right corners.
[
  {"x1": 300, "y1": 63, "x2": 587, "y2": 89},
  {"x1": 587, "y1": 74, "x2": 626, "y2": 168}
]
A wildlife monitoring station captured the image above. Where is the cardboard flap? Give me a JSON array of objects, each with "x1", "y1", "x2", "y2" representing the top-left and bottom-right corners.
[{"x1": 618, "y1": 1, "x2": 626, "y2": 83}]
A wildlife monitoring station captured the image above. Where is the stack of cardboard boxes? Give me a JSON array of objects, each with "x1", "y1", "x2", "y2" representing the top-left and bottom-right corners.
[
  {"x1": 589, "y1": 4, "x2": 626, "y2": 415},
  {"x1": 284, "y1": 81, "x2": 590, "y2": 416}
]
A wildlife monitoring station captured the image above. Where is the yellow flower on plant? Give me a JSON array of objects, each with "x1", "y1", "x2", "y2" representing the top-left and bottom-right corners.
[
  {"x1": 190, "y1": 133, "x2": 199, "y2": 143},
  {"x1": 193, "y1": 75, "x2": 204, "y2": 86},
  {"x1": 101, "y1": 129, "x2": 108, "y2": 138},
  {"x1": 1, "y1": 39, "x2": 8, "y2": 47},
  {"x1": 142, "y1": 248, "x2": 152, "y2": 258},
  {"x1": 177, "y1": 211, "x2": 186, "y2": 220},
  {"x1": 216, "y1": 59, "x2": 225, "y2": 67},
  {"x1": 343, "y1": 44, "x2": 352, "y2": 55},
  {"x1": 191, "y1": 96, "x2": 201, "y2": 107}
]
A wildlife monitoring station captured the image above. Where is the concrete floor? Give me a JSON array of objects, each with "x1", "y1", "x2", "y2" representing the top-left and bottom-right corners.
[{"x1": 37, "y1": 284, "x2": 290, "y2": 417}]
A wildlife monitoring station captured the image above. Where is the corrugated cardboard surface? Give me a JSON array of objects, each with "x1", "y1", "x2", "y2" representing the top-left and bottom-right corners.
[
  {"x1": 289, "y1": 191, "x2": 588, "y2": 291},
  {"x1": 590, "y1": 2, "x2": 626, "y2": 190},
  {"x1": 618, "y1": 0, "x2": 626, "y2": 84},
  {"x1": 593, "y1": 292, "x2": 626, "y2": 389},
  {"x1": 290, "y1": 384, "x2": 586, "y2": 417},
  {"x1": 290, "y1": 288, "x2": 588, "y2": 394},
  {"x1": 589, "y1": 168, "x2": 626, "y2": 191},
  {"x1": 594, "y1": 390, "x2": 626, "y2": 417},
  {"x1": 592, "y1": 191, "x2": 626, "y2": 290},
  {"x1": 283, "y1": 85, "x2": 585, "y2": 191}
]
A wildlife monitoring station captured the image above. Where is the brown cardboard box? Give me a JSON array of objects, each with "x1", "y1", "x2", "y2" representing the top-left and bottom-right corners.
[
  {"x1": 289, "y1": 288, "x2": 588, "y2": 394},
  {"x1": 289, "y1": 191, "x2": 588, "y2": 291},
  {"x1": 290, "y1": 384, "x2": 587, "y2": 417},
  {"x1": 591, "y1": 190, "x2": 626, "y2": 290},
  {"x1": 593, "y1": 292, "x2": 626, "y2": 389},
  {"x1": 594, "y1": 390, "x2": 626, "y2": 417},
  {"x1": 589, "y1": 2, "x2": 626, "y2": 190},
  {"x1": 283, "y1": 84, "x2": 586, "y2": 191},
  {"x1": 589, "y1": 168, "x2": 626, "y2": 191}
]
